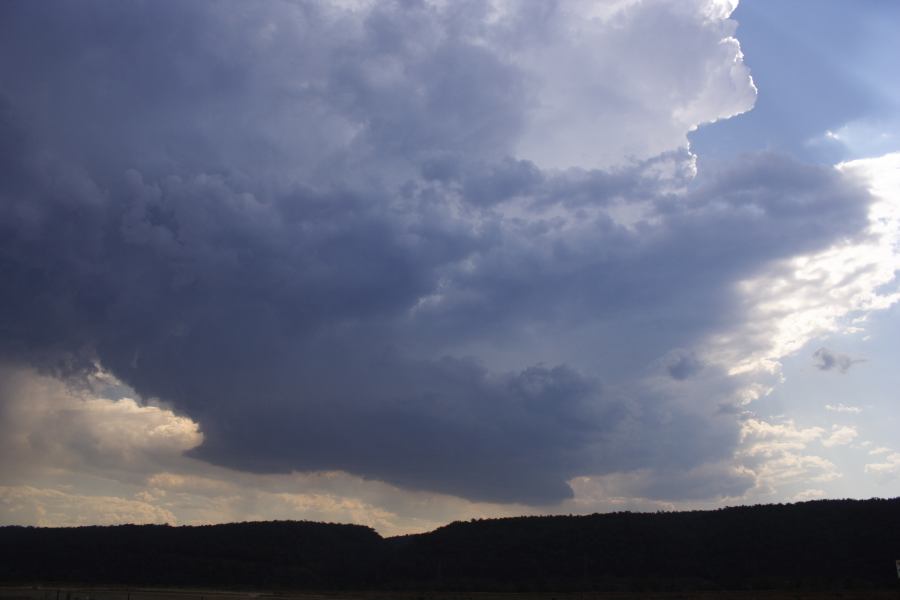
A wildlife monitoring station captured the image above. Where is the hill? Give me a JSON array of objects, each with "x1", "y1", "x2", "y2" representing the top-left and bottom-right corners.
[{"x1": 2, "y1": 498, "x2": 899, "y2": 592}]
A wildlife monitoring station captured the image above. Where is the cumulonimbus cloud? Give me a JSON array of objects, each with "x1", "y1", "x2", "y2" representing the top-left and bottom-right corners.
[{"x1": 0, "y1": 0, "x2": 893, "y2": 506}]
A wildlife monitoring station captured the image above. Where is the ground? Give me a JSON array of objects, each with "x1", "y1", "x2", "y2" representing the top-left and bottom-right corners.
[{"x1": 3, "y1": 586, "x2": 900, "y2": 600}]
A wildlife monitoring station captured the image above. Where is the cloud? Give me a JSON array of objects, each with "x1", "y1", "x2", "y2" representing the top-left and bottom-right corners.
[
  {"x1": 665, "y1": 350, "x2": 705, "y2": 381},
  {"x1": 825, "y1": 403, "x2": 862, "y2": 414},
  {"x1": 0, "y1": 365, "x2": 527, "y2": 534},
  {"x1": 582, "y1": 462, "x2": 755, "y2": 503},
  {"x1": 0, "y1": 0, "x2": 895, "y2": 510},
  {"x1": 0, "y1": 486, "x2": 175, "y2": 526},
  {"x1": 703, "y1": 153, "x2": 900, "y2": 381},
  {"x1": 737, "y1": 417, "x2": 840, "y2": 496},
  {"x1": 0, "y1": 365, "x2": 202, "y2": 483},
  {"x1": 140, "y1": 472, "x2": 400, "y2": 531},
  {"x1": 689, "y1": 0, "x2": 897, "y2": 164},
  {"x1": 739, "y1": 418, "x2": 825, "y2": 454},
  {"x1": 792, "y1": 489, "x2": 826, "y2": 502},
  {"x1": 821, "y1": 425, "x2": 858, "y2": 448},
  {"x1": 503, "y1": 0, "x2": 756, "y2": 168},
  {"x1": 864, "y1": 452, "x2": 900, "y2": 481},
  {"x1": 813, "y1": 348, "x2": 864, "y2": 373}
]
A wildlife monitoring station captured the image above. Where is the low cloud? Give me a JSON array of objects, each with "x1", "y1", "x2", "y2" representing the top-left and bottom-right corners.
[
  {"x1": 0, "y1": 366, "x2": 202, "y2": 483},
  {"x1": 792, "y1": 488, "x2": 825, "y2": 502},
  {"x1": 0, "y1": 486, "x2": 175, "y2": 526}
]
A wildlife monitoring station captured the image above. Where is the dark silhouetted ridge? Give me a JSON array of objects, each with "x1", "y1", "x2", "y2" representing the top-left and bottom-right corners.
[{"x1": 2, "y1": 498, "x2": 900, "y2": 591}]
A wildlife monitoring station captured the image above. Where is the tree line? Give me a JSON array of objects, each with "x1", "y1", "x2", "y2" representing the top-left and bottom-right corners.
[{"x1": 2, "y1": 498, "x2": 899, "y2": 592}]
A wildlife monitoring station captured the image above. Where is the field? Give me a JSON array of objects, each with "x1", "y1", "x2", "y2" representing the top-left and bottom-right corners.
[{"x1": 3, "y1": 586, "x2": 900, "y2": 600}]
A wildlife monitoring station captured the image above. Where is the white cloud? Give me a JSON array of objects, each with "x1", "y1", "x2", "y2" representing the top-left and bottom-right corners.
[
  {"x1": 792, "y1": 488, "x2": 825, "y2": 502},
  {"x1": 749, "y1": 453, "x2": 840, "y2": 488},
  {"x1": 825, "y1": 403, "x2": 862, "y2": 414},
  {"x1": 821, "y1": 425, "x2": 858, "y2": 448},
  {"x1": 0, "y1": 365, "x2": 202, "y2": 480},
  {"x1": 864, "y1": 452, "x2": 900, "y2": 480},
  {"x1": 0, "y1": 486, "x2": 175, "y2": 526},
  {"x1": 737, "y1": 418, "x2": 840, "y2": 496},
  {"x1": 510, "y1": 0, "x2": 755, "y2": 169},
  {"x1": 739, "y1": 418, "x2": 824, "y2": 455}
]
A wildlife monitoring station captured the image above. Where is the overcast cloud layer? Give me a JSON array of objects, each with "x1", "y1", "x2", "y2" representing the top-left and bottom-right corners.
[{"x1": 1, "y1": 0, "x2": 899, "y2": 525}]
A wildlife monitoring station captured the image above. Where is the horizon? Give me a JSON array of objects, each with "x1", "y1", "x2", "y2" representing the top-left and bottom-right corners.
[
  {"x1": 5, "y1": 494, "x2": 896, "y2": 535},
  {"x1": 2, "y1": 0, "x2": 900, "y2": 537}
]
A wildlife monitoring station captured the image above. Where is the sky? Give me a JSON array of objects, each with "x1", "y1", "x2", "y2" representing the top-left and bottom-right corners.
[{"x1": 0, "y1": 0, "x2": 898, "y2": 536}]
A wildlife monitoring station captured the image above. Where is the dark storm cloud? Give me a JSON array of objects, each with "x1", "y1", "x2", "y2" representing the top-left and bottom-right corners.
[{"x1": 0, "y1": 1, "x2": 876, "y2": 503}]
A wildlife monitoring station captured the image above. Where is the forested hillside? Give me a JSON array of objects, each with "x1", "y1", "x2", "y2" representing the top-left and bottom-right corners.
[{"x1": 3, "y1": 498, "x2": 899, "y2": 592}]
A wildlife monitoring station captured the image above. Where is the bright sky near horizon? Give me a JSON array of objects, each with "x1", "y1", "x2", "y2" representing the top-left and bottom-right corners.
[{"x1": 1, "y1": 0, "x2": 898, "y2": 535}]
